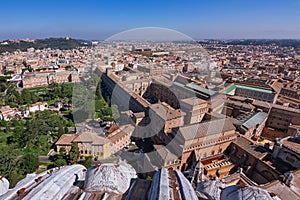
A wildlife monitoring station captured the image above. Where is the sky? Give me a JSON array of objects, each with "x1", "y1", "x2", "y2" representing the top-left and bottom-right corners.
[{"x1": 0, "y1": 0, "x2": 300, "y2": 40}]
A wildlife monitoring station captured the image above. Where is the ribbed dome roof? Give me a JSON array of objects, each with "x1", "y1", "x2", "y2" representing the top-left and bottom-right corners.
[
  {"x1": 83, "y1": 160, "x2": 137, "y2": 194},
  {"x1": 0, "y1": 164, "x2": 86, "y2": 200},
  {"x1": 221, "y1": 185, "x2": 277, "y2": 200},
  {"x1": 0, "y1": 176, "x2": 9, "y2": 196}
]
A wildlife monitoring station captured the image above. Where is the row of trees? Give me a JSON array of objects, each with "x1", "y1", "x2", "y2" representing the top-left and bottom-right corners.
[
  {"x1": 0, "y1": 71, "x2": 113, "y2": 187},
  {"x1": 0, "y1": 109, "x2": 75, "y2": 187},
  {"x1": 72, "y1": 73, "x2": 116, "y2": 122},
  {"x1": 1, "y1": 82, "x2": 74, "y2": 108},
  {"x1": 4, "y1": 110, "x2": 74, "y2": 152},
  {"x1": 1, "y1": 72, "x2": 116, "y2": 122},
  {"x1": 0, "y1": 38, "x2": 88, "y2": 53}
]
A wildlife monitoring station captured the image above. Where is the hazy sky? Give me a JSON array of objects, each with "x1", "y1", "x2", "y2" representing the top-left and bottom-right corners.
[{"x1": 1, "y1": 0, "x2": 300, "y2": 40}]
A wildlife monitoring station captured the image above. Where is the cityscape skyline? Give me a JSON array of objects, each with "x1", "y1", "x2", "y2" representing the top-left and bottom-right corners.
[
  {"x1": 1, "y1": 1, "x2": 300, "y2": 200},
  {"x1": 1, "y1": 0, "x2": 300, "y2": 40}
]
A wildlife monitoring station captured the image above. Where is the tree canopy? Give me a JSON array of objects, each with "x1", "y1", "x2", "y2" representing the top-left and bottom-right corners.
[{"x1": 69, "y1": 142, "x2": 80, "y2": 164}]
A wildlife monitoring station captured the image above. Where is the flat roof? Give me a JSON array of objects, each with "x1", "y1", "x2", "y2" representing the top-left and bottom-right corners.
[
  {"x1": 186, "y1": 83, "x2": 217, "y2": 96},
  {"x1": 181, "y1": 97, "x2": 207, "y2": 106},
  {"x1": 173, "y1": 82, "x2": 211, "y2": 100},
  {"x1": 223, "y1": 84, "x2": 274, "y2": 94},
  {"x1": 241, "y1": 112, "x2": 268, "y2": 130}
]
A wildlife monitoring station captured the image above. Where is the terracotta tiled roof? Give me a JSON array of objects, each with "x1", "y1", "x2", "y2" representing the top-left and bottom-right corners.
[
  {"x1": 108, "y1": 131, "x2": 128, "y2": 144},
  {"x1": 56, "y1": 134, "x2": 78, "y2": 145},
  {"x1": 107, "y1": 125, "x2": 134, "y2": 144},
  {"x1": 73, "y1": 131, "x2": 109, "y2": 145},
  {"x1": 108, "y1": 124, "x2": 119, "y2": 133}
]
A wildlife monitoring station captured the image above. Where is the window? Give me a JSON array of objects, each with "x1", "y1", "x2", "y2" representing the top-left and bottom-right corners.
[
  {"x1": 218, "y1": 148, "x2": 222, "y2": 153},
  {"x1": 203, "y1": 152, "x2": 207, "y2": 158},
  {"x1": 211, "y1": 150, "x2": 215, "y2": 156}
]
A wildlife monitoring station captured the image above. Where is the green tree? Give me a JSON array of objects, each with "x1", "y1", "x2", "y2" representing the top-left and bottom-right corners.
[
  {"x1": 0, "y1": 82, "x2": 7, "y2": 92},
  {"x1": 6, "y1": 171, "x2": 24, "y2": 188},
  {"x1": 7, "y1": 121, "x2": 25, "y2": 146},
  {"x1": 59, "y1": 147, "x2": 66, "y2": 158},
  {"x1": 48, "y1": 82, "x2": 60, "y2": 99},
  {"x1": 95, "y1": 99, "x2": 106, "y2": 111},
  {"x1": 80, "y1": 156, "x2": 93, "y2": 168},
  {"x1": 54, "y1": 158, "x2": 67, "y2": 167},
  {"x1": 11, "y1": 110, "x2": 68, "y2": 149},
  {"x1": 58, "y1": 126, "x2": 65, "y2": 138},
  {"x1": 95, "y1": 81, "x2": 102, "y2": 100},
  {"x1": 20, "y1": 89, "x2": 32, "y2": 104},
  {"x1": 61, "y1": 83, "x2": 74, "y2": 99},
  {"x1": 64, "y1": 127, "x2": 69, "y2": 134},
  {"x1": 30, "y1": 92, "x2": 39, "y2": 103},
  {"x1": 0, "y1": 145, "x2": 18, "y2": 177},
  {"x1": 4, "y1": 70, "x2": 14, "y2": 75},
  {"x1": 102, "y1": 106, "x2": 112, "y2": 116},
  {"x1": 111, "y1": 104, "x2": 120, "y2": 119},
  {"x1": 69, "y1": 142, "x2": 80, "y2": 164},
  {"x1": 17, "y1": 154, "x2": 39, "y2": 176},
  {"x1": 0, "y1": 145, "x2": 26, "y2": 188}
]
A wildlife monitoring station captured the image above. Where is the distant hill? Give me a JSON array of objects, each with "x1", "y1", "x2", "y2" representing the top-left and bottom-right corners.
[
  {"x1": 198, "y1": 39, "x2": 300, "y2": 48},
  {"x1": 0, "y1": 38, "x2": 91, "y2": 53}
]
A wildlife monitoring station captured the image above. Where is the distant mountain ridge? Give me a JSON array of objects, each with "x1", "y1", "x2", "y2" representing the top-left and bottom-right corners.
[{"x1": 0, "y1": 37, "x2": 91, "y2": 53}]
